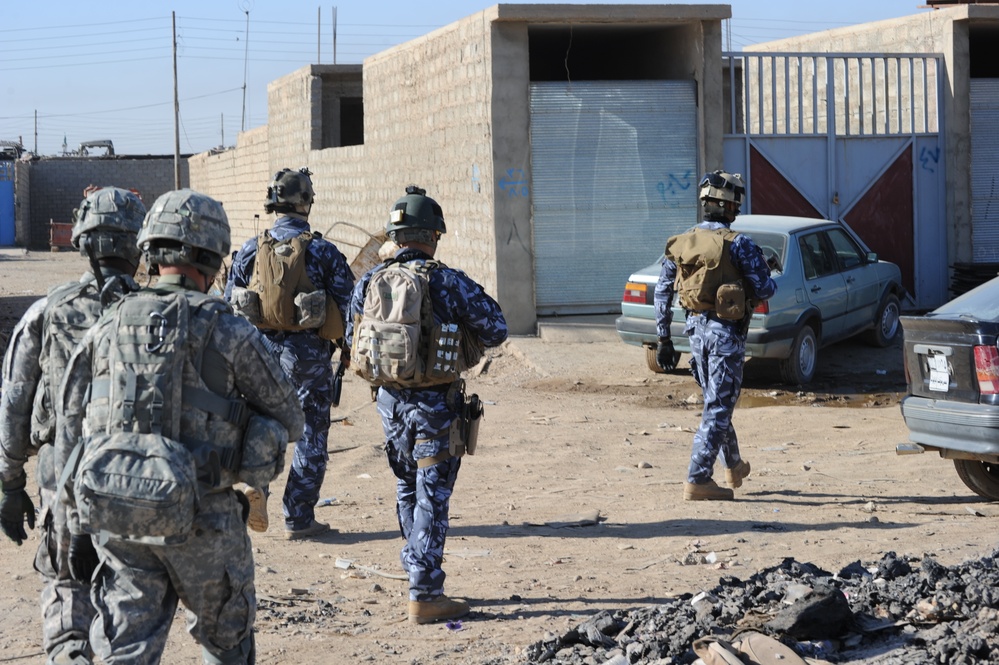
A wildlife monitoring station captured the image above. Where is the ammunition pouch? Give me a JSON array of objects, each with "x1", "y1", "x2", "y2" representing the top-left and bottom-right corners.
[{"x1": 229, "y1": 287, "x2": 263, "y2": 326}]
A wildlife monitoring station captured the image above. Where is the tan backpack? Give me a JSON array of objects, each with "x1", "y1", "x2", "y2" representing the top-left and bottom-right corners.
[
  {"x1": 666, "y1": 227, "x2": 748, "y2": 320},
  {"x1": 352, "y1": 259, "x2": 476, "y2": 389},
  {"x1": 241, "y1": 231, "x2": 344, "y2": 340}
]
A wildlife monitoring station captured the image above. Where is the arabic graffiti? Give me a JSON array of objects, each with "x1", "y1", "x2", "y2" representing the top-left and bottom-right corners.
[
  {"x1": 657, "y1": 171, "x2": 693, "y2": 206},
  {"x1": 499, "y1": 168, "x2": 529, "y2": 197},
  {"x1": 919, "y1": 146, "x2": 940, "y2": 173}
]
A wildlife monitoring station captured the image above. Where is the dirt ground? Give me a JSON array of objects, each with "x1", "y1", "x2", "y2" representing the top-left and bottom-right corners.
[{"x1": 1, "y1": 247, "x2": 996, "y2": 664}]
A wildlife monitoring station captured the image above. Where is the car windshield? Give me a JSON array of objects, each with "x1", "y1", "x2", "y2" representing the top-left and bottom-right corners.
[{"x1": 932, "y1": 277, "x2": 999, "y2": 321}]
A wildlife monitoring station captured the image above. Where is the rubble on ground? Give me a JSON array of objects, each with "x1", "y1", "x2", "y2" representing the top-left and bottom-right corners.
[{"x1": 522, "y1": 550, "x2": 999, "y2": 664}]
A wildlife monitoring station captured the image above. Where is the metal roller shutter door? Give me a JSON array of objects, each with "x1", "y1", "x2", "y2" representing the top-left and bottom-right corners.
[
  {"x1": 530, "y1": 80, "x2": 698, "y2": 314},
  {"x1": 971, "y1": 79, "x2": 999, "y2": 263}
]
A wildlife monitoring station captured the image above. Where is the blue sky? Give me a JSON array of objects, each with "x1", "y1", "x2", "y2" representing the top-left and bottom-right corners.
[{"x1": 0, "y1": 1, "x2": 928, "y2": 156}]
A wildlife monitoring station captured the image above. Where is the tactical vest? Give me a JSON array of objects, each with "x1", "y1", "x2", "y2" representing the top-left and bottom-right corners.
[
  {"x1": 352, "y1": 259, "x2": 483, "y2": 390},
  {"x1": 243, "y1": 231, "x2": 345, "y2": 340},
  {"x1": 666, "y1": 227, "x2": 750, "y2": 320},
  {"x1": 31, "y1": 280, "x2": 105, "y2": 450}
]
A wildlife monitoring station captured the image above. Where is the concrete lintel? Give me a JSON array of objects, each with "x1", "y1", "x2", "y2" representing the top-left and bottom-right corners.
[{"x1": 488, "y1": 3, "x2": 731, "y2": 24}]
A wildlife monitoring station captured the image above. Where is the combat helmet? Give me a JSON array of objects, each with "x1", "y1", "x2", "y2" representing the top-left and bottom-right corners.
[
  {"x1": 386, "y1": 185, "x2": 446, "y2": 246},
  {"x1": 265, "y1": 167, "x2": 315, "y2": 216},
  {"x1": 71, "y1": 186, "x2": 146, "y2": 267},
  {"x1": 698, "y1": 170, "x2": 745, "y2": 223},
  {"x1": 138, "y1": 189, "x2": 230, "y2": 276}
]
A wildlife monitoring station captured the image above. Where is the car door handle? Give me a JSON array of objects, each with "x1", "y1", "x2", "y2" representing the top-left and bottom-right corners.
[
  {"x1": 846, "y1": 276, "x2": 856, "y2": 284},
  {"x1": 810, "y1": 285, "x2": 822, "y2": 293}
]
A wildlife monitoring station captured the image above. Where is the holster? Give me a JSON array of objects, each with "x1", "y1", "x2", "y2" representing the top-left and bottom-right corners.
[{"x1": 447, "y1": 379, "x2": 484, "y2": 458}]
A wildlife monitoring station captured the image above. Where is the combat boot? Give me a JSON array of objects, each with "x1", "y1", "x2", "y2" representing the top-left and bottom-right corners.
[
  {"x1": 408, "y1": 595, "x2": 470, "y2": 625},
  {"x1": 242, "y1": 486, "x2": 268, "y2": 533},
  {"x1": 725, "y1": 460, "x2": 751, "y2": 489},
  {"x1": 684, "y1": 479, "x2": 734, "y2": 501}
]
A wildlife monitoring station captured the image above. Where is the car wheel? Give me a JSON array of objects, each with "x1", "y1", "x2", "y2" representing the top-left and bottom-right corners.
[
  {"x1": 778, "y1": 325, "x2": 818, "y2": 385},
  {"x1": 645, "y1": 346, "x2": 666, "y2": 374},
  {"x1": 954, "y1": 459, "x2": 999, "y2": 501},
  {"x1": 644, "y1": 344, "x2": 681, "y2": 374},
  {"x1": 867, "y1": 293, "x2": 901, "y2": 348}
]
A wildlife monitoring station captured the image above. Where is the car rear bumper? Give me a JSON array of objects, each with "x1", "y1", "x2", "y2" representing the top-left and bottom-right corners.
[
  {"x1": 615, "y1": 314, "x2": 794, "y2": 359},
  {"x1": 900, "y1": 395, "x2": 999, "y2": 456}
]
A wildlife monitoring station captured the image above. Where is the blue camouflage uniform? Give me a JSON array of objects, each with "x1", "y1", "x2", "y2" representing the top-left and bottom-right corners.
[
  {"x1": 225, "y1": 216, "x2": 355, "y2": 530},
  {"x1": 654, "y1": 220, "x2": 777, "y2": 484},
  {"x1": 346, "y1": 247, "x2": 508, "y2": 601}
]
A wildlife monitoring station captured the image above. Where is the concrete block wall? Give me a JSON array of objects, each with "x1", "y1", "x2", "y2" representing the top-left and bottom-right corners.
[
  {"x1": 13, "y1": 162, "x2": 30, "y2": 247},
  {"x1": 357, "y1": 10, "x2": 498, "y2": 295},
  {"x1": 24, "y1": 157, "x2": 188, "y2": 249},
  {"x1": 188, "y1": 126, "x2": 271, "y2": 250}
]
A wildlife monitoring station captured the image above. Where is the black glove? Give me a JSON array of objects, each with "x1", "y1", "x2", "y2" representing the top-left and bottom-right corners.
[
  {"x1": 0, "y1": 476, "x2": 35, "y2": 546},
  {"x1": 69, "y1": 535, "x2": 99, "y2": 582},
  {"x1": 656, "y1": 338, "x2": 678, "y2": 372}
]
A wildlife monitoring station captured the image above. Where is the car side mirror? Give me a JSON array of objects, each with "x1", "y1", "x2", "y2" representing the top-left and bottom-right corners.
[{"x1": 866, "y1": 251, "x2": 878, "y2": 263}]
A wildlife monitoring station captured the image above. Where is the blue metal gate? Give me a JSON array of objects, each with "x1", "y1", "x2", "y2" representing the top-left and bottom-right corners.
[
  {"x1": 722, "y1": 52, "x2": 945, "y2": 310},
  {"x1": 0, "y1": 161, "x2": 14, "y2": 246}
]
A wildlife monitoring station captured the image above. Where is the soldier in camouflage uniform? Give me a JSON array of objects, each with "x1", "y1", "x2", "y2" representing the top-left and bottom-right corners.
[
  {"x1": 225, "y1": 168, "x2": 354, "y2": 539},
  {"x1": 346, "y1": 186, "x2": 508, "y2": 624},
  {"x1": 0, "y1": 186, "x2": 146, "y2": 665},
  {"x1": 654, "y1": 171, "x2": 777, "y2": 501},
  {"x1": 55, "y1": 189, "x2": 305, "y2": 664}
]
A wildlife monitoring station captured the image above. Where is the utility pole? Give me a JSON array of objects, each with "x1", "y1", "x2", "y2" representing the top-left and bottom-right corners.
[
  {"x1": 333, "y1": 6, "x2": 337, "y2": 65},
  {"x1": 241, "y1": 10, "x2": 250, "y2": 132},
  {"x1": 33, "y1": 111, "x2": 37, "y2": 154},
  {"x1": 221, "y1": 113, "x2": 225, "y2": 148},
  {"x1": 317, "y1": 6, "x2": 321, "y2": 63},
  {"x1": 173, "y1": 11, "x2": 181, "y2": 188}
]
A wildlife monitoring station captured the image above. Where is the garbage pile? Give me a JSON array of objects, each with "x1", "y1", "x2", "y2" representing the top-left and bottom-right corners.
[{"x1": 523, "y1": 550, "x2": 999, "y2": 664}]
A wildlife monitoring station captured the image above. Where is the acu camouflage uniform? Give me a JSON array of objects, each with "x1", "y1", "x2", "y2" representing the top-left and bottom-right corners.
[
  {"x1": 225, "y1": 216, "x2": 355, "y2": 530},
  {"x1": 55, "y1": 275, "x2": 305, "y2": 665},
  {"x1": 654, "y1": 220, "x2": 777, "y2": 484},
  {"x1": 0, "y1": 268, "x2": 136, "y2": 662},
  {"x1": 346, "y1": 247, "x2": 508, "y2": 601}
]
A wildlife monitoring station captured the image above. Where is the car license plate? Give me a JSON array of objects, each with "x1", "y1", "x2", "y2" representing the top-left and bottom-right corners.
[{"x1": 928, "y1": 353, "x2": 949, "y2": 392}]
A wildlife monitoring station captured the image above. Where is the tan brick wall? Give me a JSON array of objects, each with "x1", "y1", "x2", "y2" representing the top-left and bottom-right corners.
[{"x1": 188, "y1": 126, "x2": 271, "y2": 252}]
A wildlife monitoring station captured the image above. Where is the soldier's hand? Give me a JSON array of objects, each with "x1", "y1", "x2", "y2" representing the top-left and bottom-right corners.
[
  {"x1": 69, "y1": 535, "x2": 99, "y2": 582},
  {"x1": 656, "y1": 338, "x2": 678, "y2": 372},
  {"x1": 0, "y1": 480, "x2": 36, "y2": 546}
]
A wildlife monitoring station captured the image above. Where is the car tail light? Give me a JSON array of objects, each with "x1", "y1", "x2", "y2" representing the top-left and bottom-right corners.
[
  {"x1": 753, "y1": 300, "x2": 769, "y2": 314},
  {"x1": 623, "y1": 282, "x2": 648, "y2": 304},
  {"x1": 974, "y1": 345, "x2": 999, "y2": 395}
]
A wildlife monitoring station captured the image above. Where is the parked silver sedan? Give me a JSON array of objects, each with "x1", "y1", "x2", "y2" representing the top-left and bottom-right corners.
[{"x1": 615, "y1": 215, "x2": 906, "y2": 384}]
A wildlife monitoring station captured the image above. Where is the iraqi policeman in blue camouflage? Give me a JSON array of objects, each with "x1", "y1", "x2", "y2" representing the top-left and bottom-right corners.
[
  {"x1": 0, "y1": 186, "x2": 145, "y2": 665},
  {"x1": 654, "y1": 171, "x2": 777, "y2": 501},
  {"x1": 225, "y1": 167, "x2": 355, "y2": 539},
  {"x1": 346, "y1": 186, "x2": 508, "y2": 625},
  {"x1": 55, "y1": 189, "x2": 305, "y2": 665}
]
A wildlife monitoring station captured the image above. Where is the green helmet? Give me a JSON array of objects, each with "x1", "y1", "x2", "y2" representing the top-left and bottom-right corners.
[
  {"x1": 265, "y1": 167, "x2": 315, "y2": 215},
  {"x1": 71, "y1": 186, "x2": 146, "y2": 266},
  {"x1": 138, "y1": 189, "x2": 231, "y2": 276},
  {"x1": 386, "y1": 185, "x2": 446, "y2": 237}
]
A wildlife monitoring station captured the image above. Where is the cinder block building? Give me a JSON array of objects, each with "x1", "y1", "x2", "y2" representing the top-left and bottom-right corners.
[{"x1": 188, "y1": 4, "x2": 731, "y2": 335}]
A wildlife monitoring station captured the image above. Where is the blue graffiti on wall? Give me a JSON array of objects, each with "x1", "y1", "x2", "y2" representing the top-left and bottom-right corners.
[
  {"x1": 919, "y1": 146, "x2": 940, "y2": 173},
  {"x1": 657, "y1": 171, "x2": 693, "y2": 206},
  {"x1": 499, "y1": 168, "x2": 529, "y2": 197}
]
